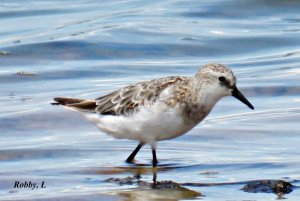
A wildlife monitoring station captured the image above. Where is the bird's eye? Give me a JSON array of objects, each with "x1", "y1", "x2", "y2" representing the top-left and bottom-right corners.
[{"x1": 219, "y1": 76, "x2": 226, "y2": 83}]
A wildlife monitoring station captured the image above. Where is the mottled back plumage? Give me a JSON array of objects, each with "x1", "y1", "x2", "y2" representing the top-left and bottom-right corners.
[{"x1": 95, "y1": 76, "x2": 189, "y2": 116}]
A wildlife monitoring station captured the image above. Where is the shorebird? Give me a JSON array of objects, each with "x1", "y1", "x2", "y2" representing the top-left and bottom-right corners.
[{"x1": 52, "y1": 63, "x2": 254, "y2": 167}]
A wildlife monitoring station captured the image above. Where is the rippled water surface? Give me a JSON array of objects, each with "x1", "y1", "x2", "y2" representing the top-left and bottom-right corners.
[{"x1": 1, "y1": 0, "x2": 300, "y2": 200}]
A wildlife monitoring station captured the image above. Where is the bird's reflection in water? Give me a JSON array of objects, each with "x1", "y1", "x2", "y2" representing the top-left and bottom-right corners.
[{"x1": 97, "y1": 163, "x2": 202, "y2": 201}]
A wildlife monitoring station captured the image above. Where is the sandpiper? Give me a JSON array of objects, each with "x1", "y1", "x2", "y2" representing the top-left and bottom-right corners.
[{"x1": 52, "y1": 63, "x2": 254, "y2": 167}]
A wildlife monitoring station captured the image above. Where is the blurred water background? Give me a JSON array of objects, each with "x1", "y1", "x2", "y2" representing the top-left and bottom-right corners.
[{"x1": 1, "y1": 0, "x2": 300, "y2": 200}]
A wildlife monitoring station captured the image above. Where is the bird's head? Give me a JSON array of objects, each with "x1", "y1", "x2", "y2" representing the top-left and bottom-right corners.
[{"x1": 195, "y1": 63, "x2": 254, "y2": 110}]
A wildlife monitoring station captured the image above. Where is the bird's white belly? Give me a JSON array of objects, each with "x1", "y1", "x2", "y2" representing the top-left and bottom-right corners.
[{"x1": 91, "y1": 103, "x2": 194, "y2": 143}]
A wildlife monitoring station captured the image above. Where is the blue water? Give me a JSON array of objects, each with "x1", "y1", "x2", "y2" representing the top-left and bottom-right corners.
[{"x1": 1, "y1": 0, "x2": 300, "y2": 200}]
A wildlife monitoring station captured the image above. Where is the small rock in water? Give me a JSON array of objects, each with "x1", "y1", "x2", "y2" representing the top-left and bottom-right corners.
[
  {"x1": 0, "y1": 51, "x2": 10, "y2": 56},
  {"x1": 151, "y1": 180, "x2": 181, "y2": 189},
  {"x1": 241, "y1": 180, "x2": 294, "y2": 195},
  {"x1": 105, "y1": 176, "x2": 136, "y2": 185},
  {"x1": 16, "y1": 71, "x2": 37, "y2": 76},
  {"x1": 105, "y1": 177, "x2": 186, "y2": 190}
]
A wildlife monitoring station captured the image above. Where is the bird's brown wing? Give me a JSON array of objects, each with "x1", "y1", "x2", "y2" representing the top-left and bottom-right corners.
[{"x1": 95, "y1": 76, "x2": 189, "y2": 116}]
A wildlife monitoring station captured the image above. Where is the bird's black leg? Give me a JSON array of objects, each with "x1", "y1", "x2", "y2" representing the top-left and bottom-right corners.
[
  {"x1": 152, "y1": 167, "x2": 157, "y2": 185},
  {"x1": 126, "y1": 142, "x2": 145, "y2": 163},
  {"x1": 151, "y1": 142, "x2": 158, "y2": 186},
  {"x1": 151, "y1": 143, "x2": 158, "y2": 167}
]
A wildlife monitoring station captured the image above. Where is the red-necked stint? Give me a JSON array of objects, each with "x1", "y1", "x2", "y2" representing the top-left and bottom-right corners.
[{"x1": 52, "y1": 63, "x2": 254, "y2": 167}]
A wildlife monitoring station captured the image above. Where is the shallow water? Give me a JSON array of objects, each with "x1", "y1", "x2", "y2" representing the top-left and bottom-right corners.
[{"x1": 1, "y1": 0, "x2": 300, "y2": 200}]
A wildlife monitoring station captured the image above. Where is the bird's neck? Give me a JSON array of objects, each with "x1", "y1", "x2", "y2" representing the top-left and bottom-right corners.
[{"x1": 192, "y1": 79, "x2": 224, "y2": 115}]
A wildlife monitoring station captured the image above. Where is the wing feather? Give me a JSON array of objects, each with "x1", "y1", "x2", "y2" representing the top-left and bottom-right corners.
[{"x1": 95, "y1": 76, "x2": 189, "y2": 116}]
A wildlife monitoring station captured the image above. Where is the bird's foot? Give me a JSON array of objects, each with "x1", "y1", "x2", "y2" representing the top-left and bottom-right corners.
[{"x1": 152, "y1": 159, "x2": 158, "y2": 167}]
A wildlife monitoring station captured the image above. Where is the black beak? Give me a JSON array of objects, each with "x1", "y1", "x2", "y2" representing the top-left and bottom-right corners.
[{"x1": 231, "y1": 86, "x2": 254, "y2": 110}]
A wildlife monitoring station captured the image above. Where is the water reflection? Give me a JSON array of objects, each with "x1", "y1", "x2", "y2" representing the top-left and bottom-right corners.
[
  {"x1": 89, "y1": 163, "x2": 182, "y2": 182},
  {"x1": 100, "y1": 164, "x2": 202, "y2": 201},
  {"x1": 94, "y1": 164, "x2": 295, "y2": 201}
]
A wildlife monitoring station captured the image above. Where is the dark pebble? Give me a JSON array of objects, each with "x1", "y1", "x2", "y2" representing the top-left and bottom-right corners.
[{"x1": 241, "y1": 180, "x2": 294, "y2": 195}]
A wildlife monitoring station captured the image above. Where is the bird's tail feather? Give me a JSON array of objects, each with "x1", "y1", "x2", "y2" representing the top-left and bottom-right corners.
[{"x1": 51, "y1": 97, "x2": 97, "y2": 113}]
